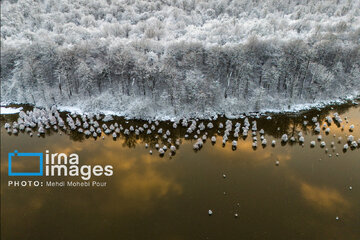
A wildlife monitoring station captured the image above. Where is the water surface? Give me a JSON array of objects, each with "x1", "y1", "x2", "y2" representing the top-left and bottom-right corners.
[{"x1": 1, "y1": 102, "x2": 360, "y2": 240}]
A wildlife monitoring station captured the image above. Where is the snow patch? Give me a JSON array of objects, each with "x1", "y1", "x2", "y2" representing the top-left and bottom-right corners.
[{"x1": 0, "y1": 107, "x2": 23, "y2": 114}]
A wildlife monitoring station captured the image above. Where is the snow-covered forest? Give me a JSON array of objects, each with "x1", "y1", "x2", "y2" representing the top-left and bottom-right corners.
[{"x1": 1, "y1": 0, "x2": 360, "y2": 119}]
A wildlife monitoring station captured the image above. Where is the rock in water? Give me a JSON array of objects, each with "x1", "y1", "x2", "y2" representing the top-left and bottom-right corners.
[
  {"x1": 281, "y1": 134, "x2": 288, "y2": 142},
  {"x1": 349, "y1": 125, "x2": 354, "y2": 131},
  {"x1": 325, "y1": 128, "x2": 330, "y2": 134}
]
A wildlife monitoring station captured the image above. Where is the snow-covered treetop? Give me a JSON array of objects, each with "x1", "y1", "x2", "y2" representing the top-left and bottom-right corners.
[
  {"x1": 1, "y1": 0, "x2": 359, "y2": 46},
  {"x1": 1, "y1": 0, "x2": 359, "y2": 119}
]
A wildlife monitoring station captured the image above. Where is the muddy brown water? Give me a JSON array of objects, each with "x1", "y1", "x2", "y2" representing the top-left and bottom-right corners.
[{"x1": 1, "y1": 101, "x2": 360, "y2": 240}]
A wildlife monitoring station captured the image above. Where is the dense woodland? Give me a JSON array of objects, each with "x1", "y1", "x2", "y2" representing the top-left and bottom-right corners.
[{"x1": 1, "y1": 0, "x2": 360, "y2": 119}]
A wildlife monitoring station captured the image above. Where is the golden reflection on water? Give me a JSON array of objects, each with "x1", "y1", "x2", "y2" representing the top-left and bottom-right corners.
[
  {"x1": 119, "y1": 168, "x2": 183, "y2": 200},
  {"x1": 1, "y1": 103, "x2": 360, "y2": 240},
  {"x1": 300, "y1": 181, "x2": 350, "y2": 212}
]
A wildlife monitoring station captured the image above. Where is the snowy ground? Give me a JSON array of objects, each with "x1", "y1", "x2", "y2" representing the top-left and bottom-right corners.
[{"x1": 0, "y1": 107, "x2": 23, "y2": 115}]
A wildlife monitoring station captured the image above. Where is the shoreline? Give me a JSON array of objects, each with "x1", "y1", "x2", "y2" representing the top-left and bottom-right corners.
[{"x1": 1, "y1": 96, "x2": 359, "y2": 121}]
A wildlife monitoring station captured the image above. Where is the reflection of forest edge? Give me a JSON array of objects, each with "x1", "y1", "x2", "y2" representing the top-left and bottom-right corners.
[{"x1": 1, "y1": 99, "x2": 359, "y2": 149}]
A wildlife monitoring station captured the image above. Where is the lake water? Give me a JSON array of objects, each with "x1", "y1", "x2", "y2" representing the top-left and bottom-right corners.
[{"x1": 1, "y1": 102, "x2": 360, "y2": 240}]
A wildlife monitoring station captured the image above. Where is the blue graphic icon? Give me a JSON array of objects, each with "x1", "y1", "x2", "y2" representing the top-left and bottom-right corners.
[{"x1": 8, "y1": 150, "x2": 43, "y2": 176}]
